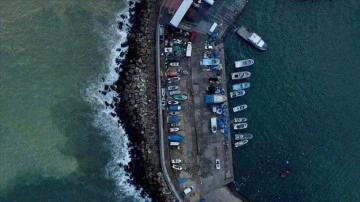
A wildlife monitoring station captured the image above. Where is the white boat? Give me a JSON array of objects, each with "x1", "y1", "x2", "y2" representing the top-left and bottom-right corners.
[
  {"x1": 167, "y1": 86, "x2": 179, "y2": 91},
  {"x1": 236, "y1": 26, "x2": 268, "y2": 51},
  {"x1": 169, "y1": 111, "x2": 181, "y2": 116},
  {"x1": 169, "y1": 62, "x2": 180, "y2": 66},
  {"x1": 235, "y1": 59, "x2": 254, "y2": 68},
  {"x1": 232, "y1": 82, "x2": 250, "y2": 90},
  {"x1": 233, "y1": 104, "x2": 248, "y2": 112},
  {"x1": 234, "y1": 117, "x2": 247, "y2": 123},
  {"x1": 169, "y1": 127, "x2": 180, "y2": 132},
  {"x1": 170, "y1": 122, "x2": 181, "y2": 127},
  {"x1": 235, "y1": 133, "x2": 253, "y2": 140},
  {"x1": 177, "y1": 68, "x2": 189, "y2": 75},
  {"x1": 233, "y1": 123, "x2": 248, "y2": 130},
  {"x1": 169, "y1": 90, "x2": 181, "y2": 95},
  {"x1": 234, "y1": 140, "x2": 249, "y2": 147},
  {"x1": 171, "y1": 159, "x2": 182, "y2": 164},
  {"x1": 168, "y1": 100, "x2": 179, "y2": 105},
  {"x1": 167, "y1": 77, "x2": 180, "y2": 83},
  {"x1": 231, "y1": 71, "x2": 251, "y2": 80},
  {"x1": 172, "y1": 164, "x2": 183, "y2": 170},
  {"x1": 229, "y1": 90, "x2": 246, "y2": 98}
]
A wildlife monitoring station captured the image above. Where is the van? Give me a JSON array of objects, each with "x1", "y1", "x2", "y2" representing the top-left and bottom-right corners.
[
  {"x1": 208, "y1": 22, "x2": 218, "y2": 35},
  {"x1": 183, "y1": 185, "x2": 194, "y2": 195}
]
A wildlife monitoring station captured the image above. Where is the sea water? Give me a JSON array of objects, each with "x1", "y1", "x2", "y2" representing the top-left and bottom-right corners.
[
  {"x1": 225, "y1": 0, "x2": 360, "y2": 201},
  {"x1": 0, "y1": 0, "x2": 149, "y2": 201}
]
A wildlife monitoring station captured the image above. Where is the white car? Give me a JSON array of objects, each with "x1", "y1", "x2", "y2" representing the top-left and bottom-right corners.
[
  {"x1": 172, "y1": 164, "x2": 183, "y2": 170},
  {"x1": 215, "y1": 158, "x2": 220, "y2": 170}
]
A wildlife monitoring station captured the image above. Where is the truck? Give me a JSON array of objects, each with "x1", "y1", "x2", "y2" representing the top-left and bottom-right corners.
[
  {"x1": 186, "y1": 42, "x2": 192, "y2": 57},
  {"x1": 208, "y1": 22, "x2": 218, "y2": 35},
  {"x1": 205, "y1": 94, "x2": 227, "y2": 104}
]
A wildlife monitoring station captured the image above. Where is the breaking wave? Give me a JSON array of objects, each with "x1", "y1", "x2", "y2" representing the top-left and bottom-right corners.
[{"x1": 83, "y1": 0, "x2": 151, "y2": 201}]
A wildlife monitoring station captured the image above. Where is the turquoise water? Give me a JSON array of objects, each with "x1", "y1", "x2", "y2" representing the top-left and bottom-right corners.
[
  {"x1": 0, "y1": 1, "x2": 147, "y2": 201},
  {"x1": 225, "y1": 0, "x2": 360, "y2": 201}
]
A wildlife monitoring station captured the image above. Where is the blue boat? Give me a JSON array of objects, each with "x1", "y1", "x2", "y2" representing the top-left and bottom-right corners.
[
  {"x1": 169, "y1": 134, "x2": 184, "y2": 141},
  {"x1": 168, "y1": 116, "x2": 180, "y2": 123},
  {"x1": 177, "y1": 177, "x2": 188, "y2": 184}
]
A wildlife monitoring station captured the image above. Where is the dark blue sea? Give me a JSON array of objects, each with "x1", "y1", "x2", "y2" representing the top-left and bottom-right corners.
[{"x1": 225, "y1": 0, "x2": 360, "y2": 201}]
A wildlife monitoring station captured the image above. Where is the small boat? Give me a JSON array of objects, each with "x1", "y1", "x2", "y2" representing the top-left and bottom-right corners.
[
  {"x1": 166, "y1": 70, "x2": 179, "y2": 77},
  {"x1": 232, "y1": 82, "x2": 250, "y2": 90},
  {"x1": 233, "y1": 104, "x2": 248, "y2": 112},
  {"x1": 170, "y1": 122, "x2": 181, "y2": 127},
  {"x1": 280, "y1": 169, "x2": 292, "y2": 178},
  {"x1": 173, "y1": 94, "x2": 188, "y2": 100},
  {"x1": 169, "y1": 127, "x2": 180, "y2": 132},
  {"x1": 168, "y1": 100, "x2": 179, "y2": 105},
  {"x1": 167, "y1": 77, "x2": 180, "y2": 83},
  {"x1": 235, "y1": 133, "x2": 253, "y2": 140},
  {"x1": 234, "y1": 117, "x2": 247, "y2": 123},
  {"x1": 177, "y1": 68, "x2": 189, "y2": 75},
  {"x1": 229, "y1": 90, "x2": 246, "y2": 98},
  {"x1": 169, "y1": 62, "x2": 180, "y2": 67},
  {"x1": 233, "y1": 123, "x2": 248, "y2": 130},
  {"x1": 211, "y1": 117, "x2": 217, "y2": 134},
  {"x1": 231, "y1": 71, "x2": 251, "y2": 80},
  {"x1": 168, "y1": 116, "x2": 181, "y2": 123},
  {"x1": 169, "y1": 111, "x2": 181, "y2": 116},
  {"x1": 172, "y1": 164, "x2": 183, "y2": 170},
  {"x1": 161, "y1": 88, "x2": 165, "y2": 97},
  {"x1": 171, "y1": 159, "x2": 182, "y2": 164},
  {"x1": 168, "y1": 105, "x2": 181, "y2": 111},
  {"x1": 177, "y1": 177, "x2": 188, "y2": 184},
  {"x1": 169, "y1": 90, "x2": 181, "y2": 95},
  {"x1": 235, "y1": 59, "x2": 254, "y2": 68},
  {"x1": 234, "y1": 140, "x2": 249, "y2": 147},
  {"x1": 169, "y1": 134, "x2": 184, "y2": 141},
  {"x1": 169, "y1": 142, "x2": 180, "y2": 146},
  {"x1": 236, "y1": 25, "x2": 268, "y2": 51},
  {"x1": 167, "y1": 86, "x2": 179, "y2": 91}
]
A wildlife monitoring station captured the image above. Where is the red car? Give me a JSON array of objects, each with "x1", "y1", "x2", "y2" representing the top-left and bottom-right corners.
[{"x1": 189, "y1": 31, "x2": 197, "y2": 42}]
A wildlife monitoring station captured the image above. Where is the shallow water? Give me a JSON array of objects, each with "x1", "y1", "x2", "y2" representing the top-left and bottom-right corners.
[{"x1": 225, "y1": 0, "x2": 360, "y2": 201}]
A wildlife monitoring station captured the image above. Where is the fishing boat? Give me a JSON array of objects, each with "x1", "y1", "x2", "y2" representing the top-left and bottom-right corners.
[
  {"x1": 236, "y1": 25, "x2": 268, "y2": 50},
  {"x1": 169, "y1": 127, "x2": 180, "y2": 132},
  {"x1": 234, "y1": 140, "x2": 249, "y2": 147},
  {"x1": 177, "y1": 68, "x2": 189, "y2": 75},
  {"x1": 280, "y1": 169, "x2": 292, "y2": 178},
  {"x1": 168, "y1": 100, "x2": 179, "y2": 105},
  {"x1": 233, "y1": 123, "x2": 248, "y2": 130},
  {"x1": 234, "y1": 117, "x2": 247, "y2": 123},
  {"x1": 233, "y1": 104, "x2": 248, "y2": 112},
  {"x1": 235, "y1": 133, "x2": 253, "y2": 140},
  {"x1": 232, "y1": 82, "x2": 250, "y2": 90},
  {"x1": 235, "y1": 59, "x2": 254, "y2": 68},
  {"x1": 231, "y1": 71, "x2": 251, "y2": 80},
  {"x1": 166, "y1": 70, "x2": 178, "y2": 77},
  {"x1": 170, "y1": 122, "x2": 181, "y2": 127},
  {"x1": 172, "y1": 164, "x2": 183, "y2": 170},
  {"x1": 169, "y1": 111, "x2": 181, "y2": 116},
  {"x1": 229, "y1": 90, "x2": 246, "y2": 98},
  {"x1": 211, "y1": 117, "x2": 217, "y2": 134},
  {"x1": 168, "y1": 116, "x2": 180, "y2": 123},
  {"x1": 167, "y1": 86, "x2": 179, "y2": 91},
  {"x1": 169, "y1": 134, "x2": 184, "y2": 141},
  {"x1": 167, "y1": 77, "x2": 180, "y2": 83},
  {"x1": 169, "y1": 90, "x2": 181, "y2": 95},
  {"x1": 177, "y1": 177, "x2": 188, "y2": 184},
  {"x1": 171, "y1": 159, "x2": 182, "y2": 164},
  {"x1": 173, "y1": 94, "x2": 188, "y2": 100}
]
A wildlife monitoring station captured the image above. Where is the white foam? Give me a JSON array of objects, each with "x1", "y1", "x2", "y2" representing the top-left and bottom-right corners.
[{"x1": 83, "y1": 0, "x2": 151, "y2": 201}]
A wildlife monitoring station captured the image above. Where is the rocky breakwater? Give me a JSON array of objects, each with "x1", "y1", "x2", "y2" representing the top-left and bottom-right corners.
[{"x1": 113, "y1": 0, "x2": 175, "y2": 201}]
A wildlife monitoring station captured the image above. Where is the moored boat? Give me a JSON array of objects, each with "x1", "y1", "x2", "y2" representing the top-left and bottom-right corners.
[
  {"x1": 236, "y1": 25, "x2": 268, "y2": 50},
  {"x1": 167, "y1": 86, "x2": 179, "y2": 91},
  {"x1": 177, "y1": 68, "x2": 189, "y2": 75},
  {"x1": 229, "y1": 90, "x2": 246, "y2": 98},
  {"x1": 233, "y1": 104, "x2": 248, "y2": 112},
  {"x1": 173, "y1": 94, "x2": 188, "y2": 100},
  {"x1": 280, "y1": 169, "x2": 292, "y2": 178},
  {"x1": 233, "y1": 123, "x2": 248, "y2": 130},
  {"x1": 166, "y1": 70, "x2": 179, "y2": 77},
  {"x1": 169, "y1": 134, "x2": 184, "y2": 141},
  {"x1": 231, "y1": 71, "x2": 251, "y2": 80},
  {"x1": 232, "y1": 82, "x2": 250, "y2": 90},
  {"x1": 171, "y1": 159, "x2": 182, "y2": 164},
  {"x1": 169, "y1": 90, "x2": 181, "y2": 95},
  {"x1": 172, "y1": 164, "x2": 183, "y2": 170},
  {"x1": 234, "y1": 140, "x2": 249, "y2": 147},
  {"x1": 169, "y1": 127, "x2": 180, "y2": 132},
  {"x1": 235, "y1": 59, "x2": 254, "y2": 68},
  {"x1": 234, "y1": 117, "x2": 247, "y2": 123},
  {"x1": 235, "y1": 133, "x2": 253, "y2": 140},
  {"x1": 167, "y1": 77, "x2": 180, "y2": 83},
  {"x1": 168, "y1": 100, "x2": 179, "y2": 105}
]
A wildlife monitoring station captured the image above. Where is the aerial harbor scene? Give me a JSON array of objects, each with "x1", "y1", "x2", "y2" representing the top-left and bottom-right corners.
[{"x1": 1, "y1": 0, "x2": 359, "y2": 201}]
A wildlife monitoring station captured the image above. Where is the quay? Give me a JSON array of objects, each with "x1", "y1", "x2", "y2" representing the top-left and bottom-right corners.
[{"x1": 156, "y1": 0, "x2": 249, "y2": 201}]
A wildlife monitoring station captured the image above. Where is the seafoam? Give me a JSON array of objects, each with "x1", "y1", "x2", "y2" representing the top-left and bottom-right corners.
[{"x1": 83, "y1": 0, "x2": 151, "y2": 201}]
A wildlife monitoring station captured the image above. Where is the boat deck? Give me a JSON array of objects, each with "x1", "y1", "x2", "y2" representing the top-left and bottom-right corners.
[{"x1": 236, "y1": 26, "x2": 252, "y2": 39}]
